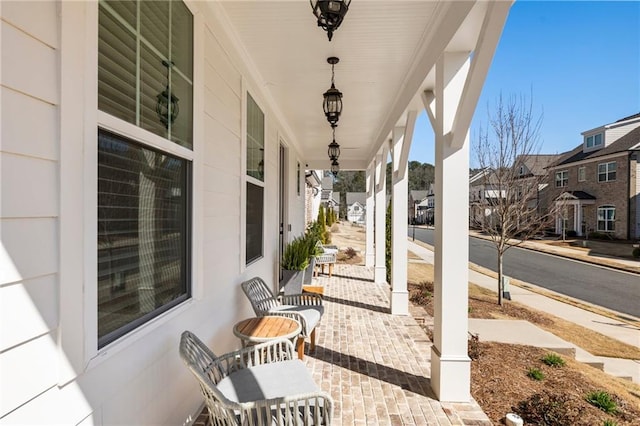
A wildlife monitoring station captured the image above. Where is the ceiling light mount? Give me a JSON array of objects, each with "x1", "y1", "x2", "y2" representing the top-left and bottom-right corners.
[{"x1": 310, "y1": 0, "x2": 351, "y2": 41}]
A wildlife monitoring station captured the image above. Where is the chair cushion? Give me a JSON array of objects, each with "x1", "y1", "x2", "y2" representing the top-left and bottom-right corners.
[
  {"x1": 217, "y1": 360, "x2": 319, "y2": 403},
  {"x1": 270, "y1": 305, "x2": 323, "y2": 335}
]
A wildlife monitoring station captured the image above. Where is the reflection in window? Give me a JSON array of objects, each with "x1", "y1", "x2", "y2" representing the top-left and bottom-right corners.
[{"x1": 97, "y1": 129, "x2": 191, "y2": 348}]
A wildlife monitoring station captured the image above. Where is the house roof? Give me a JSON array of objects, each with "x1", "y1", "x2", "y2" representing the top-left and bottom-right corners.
[
  {"x1": 409, "y1": 190, "x2": 428, "y2": 202},
  {"x1": 346, "y1": 192, "x2": 366, "y2": 206},
  {"x1": 517, "y1": 154, "x2": 561, "y2": 176},
  {"x1": 557, "y1": 191, "x2": 596, "y2": 200},
  {"x1": 551, "y1": 125, "x2": 640, "y2": 167}
]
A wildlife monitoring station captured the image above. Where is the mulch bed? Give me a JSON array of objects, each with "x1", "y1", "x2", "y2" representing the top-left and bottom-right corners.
[{"x1": 409, "y1": 280, "x2": 640, "y2": 425}]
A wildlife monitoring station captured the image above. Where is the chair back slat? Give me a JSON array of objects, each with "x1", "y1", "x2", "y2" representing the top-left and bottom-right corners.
[{"x1": 241, "y1": 277, "x2": 279, "y2": 314}]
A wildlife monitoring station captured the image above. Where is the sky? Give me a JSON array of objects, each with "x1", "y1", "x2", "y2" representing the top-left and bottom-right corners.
[{"x1": 408, "y1": 1, "x2": 640, "y2": 166}]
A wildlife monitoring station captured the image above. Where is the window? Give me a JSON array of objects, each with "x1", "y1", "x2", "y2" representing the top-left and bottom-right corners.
[
  {"x1": 98, "y1": 0, "x2": 193, "y2": 148},
  {"x1": 297, "y1": 162, "x2": 301, "y2": 196},
  {"x1": 578, "y1": 166, "x2": 586, "y2": 182},
  {"x1": 598, "y1": 161, "x2": 616, "y2": 182},
  {"x1": 585, "y1": 133, "x2": 603, "y2": 148},
  {"x1": 597, "y1": 205, "x2": 615, "y2": 232},
  {"x1": 246, "y1": 93, "x2": 265, "y2": 265},
  {"x1": 555, "y1": 170, "x2": 568, "y2": 187},
  {"x1": 97, "y1": 130, "x2": 191, "y2": 348},
  {"x1": 97, "y1": 0, "x2": 193, "y2": 348}
]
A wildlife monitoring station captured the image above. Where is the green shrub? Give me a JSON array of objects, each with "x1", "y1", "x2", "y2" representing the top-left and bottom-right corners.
[
  {"x1": 585, "y1": 390, "x2": 618, "y2": 414},
  {"x1": 282, "y1": 235, "x2": 310, "y2": 271},
  {"x1": 542, "y1": 353, "x2": 566, "y2": 368},
  {"x1": 603, "y1": 420, "x2": 619, "y2": 426},
  {"x1": 632, "y1": 247, "x2": 640, "y2": 259},
  {"x1": 385, "y1": 202, "x2": 392, "y2": 284},
  {"x1": 527, "y1": 367, "x2": 544, "y2": 381}
]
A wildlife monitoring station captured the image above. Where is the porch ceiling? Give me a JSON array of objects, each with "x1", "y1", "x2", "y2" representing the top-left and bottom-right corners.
[{"x1": 217, "y1": 1, "x2": 495, "y2": 170}]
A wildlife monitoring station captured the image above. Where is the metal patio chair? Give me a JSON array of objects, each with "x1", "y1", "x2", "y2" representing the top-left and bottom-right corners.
[
  {"x1": 241, "y1": 276, "x2": 323, "y2": 359},
  {"x1": 179, "y1": 330, "x2": 333, "y2": 425}
]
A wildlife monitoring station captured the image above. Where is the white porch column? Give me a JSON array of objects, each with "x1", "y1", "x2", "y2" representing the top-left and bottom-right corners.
[
  {"x1": 374, "y1": 151, "x2": 387, "y2": 284},
  {"x1": 575, "y1": 203, "x2": 582, "y2": 236},
  {"x1": 365, "y1": 162, "x2": 375, "y2": 267},
  {"x1": 390, "y1": 113, "x2": 416, "y2": 315},
  {"x1": 426, "y1": 52, "x2": 472, "y2": 402}
]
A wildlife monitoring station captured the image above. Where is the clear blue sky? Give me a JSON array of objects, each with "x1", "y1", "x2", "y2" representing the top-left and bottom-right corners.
[{"x1": 409, "y1": 1, "x2": 640, "y2": 166}]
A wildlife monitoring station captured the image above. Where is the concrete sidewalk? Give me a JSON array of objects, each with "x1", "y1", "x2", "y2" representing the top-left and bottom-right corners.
[{"x1": 407, "y1": 240, "x2": 640, "y2": 384}]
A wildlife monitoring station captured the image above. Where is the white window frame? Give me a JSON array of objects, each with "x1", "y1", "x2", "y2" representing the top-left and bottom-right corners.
[
  {"x1": 597, "y1": 205, "x2": 616, "y2": 232},
  {"x1": 241, "y1": 88, "x2": 267, "y2": 268},
  {"x1": 577, "y1": 166, "x2": 586, "y2": 182},
  {"x1": 585, "y1": 133, "x2": 603, "y2": 149},
  {"x1": 555, "y1": 170, "x2": 568, "y2": 188},
  {"x1": 597, "y1": 161, "x2": 617, "y2": 182},
  {"x1": 59, "y1": 1, "x2": 204, "y2": 378}
]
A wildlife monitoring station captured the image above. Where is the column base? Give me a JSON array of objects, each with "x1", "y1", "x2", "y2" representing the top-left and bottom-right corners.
[
  {"x1": 430, "y1": 346, "x2": 471, "y2": 402},
  {"x1": 365, "y1": 253, "x2": 375, "y2": 268},
  {"x1": 390, "y1": 290, "x2": 409, "y2": 315},
  {"x1": 374, "y1": 266, "x2": 386, "y2": 284}
]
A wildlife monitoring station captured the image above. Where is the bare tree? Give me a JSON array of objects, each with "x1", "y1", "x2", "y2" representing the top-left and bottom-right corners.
[{"x1": 474, "y1": 94, "x2": 559, "y2": 305}]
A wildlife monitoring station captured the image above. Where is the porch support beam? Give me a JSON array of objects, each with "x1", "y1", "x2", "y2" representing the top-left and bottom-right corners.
[
  {"x1": 390, "y1": 112, "x2": 417, "y2": 315},
  {"x1": 365, "y1": 161, "x2": 375, "y2": 267},
  {"x1": 429, "y1": 52, "x2": 472, "y2": 403},
  {"x1": 374, "y1": 151, "x2": 387, "y2": 284}
]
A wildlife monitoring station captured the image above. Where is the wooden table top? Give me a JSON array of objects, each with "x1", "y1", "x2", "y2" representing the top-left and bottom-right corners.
[{"x1": 233, "y1": 316, "x2": 301, "y2": 343}]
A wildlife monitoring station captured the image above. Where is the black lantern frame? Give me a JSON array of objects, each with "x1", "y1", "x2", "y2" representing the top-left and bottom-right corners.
[
  {"x1": 156, "y1": 60, "x2": 180, "y2": 129},
  {"x1": 323, "y1": 57, "x2": 342, "y2": 127},
  {"x1": 310, "y1": 0, "x2": 351, "y2": 41},
  {"x1": 328, "y1": 127, "x2": 340, "y2": 161},
  {"x1": 330, "y1": 159, "x2": 340, "y2": 177}
]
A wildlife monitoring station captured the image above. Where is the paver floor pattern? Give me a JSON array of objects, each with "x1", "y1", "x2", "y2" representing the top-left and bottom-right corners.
[{"x1": 195, "y1": 264, "x2": 490, "y2": 425}]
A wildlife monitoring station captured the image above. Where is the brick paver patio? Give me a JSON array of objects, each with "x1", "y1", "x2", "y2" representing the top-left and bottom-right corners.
[{"x1": 195, "y1": 264, "x2": 491, "y2": 425}]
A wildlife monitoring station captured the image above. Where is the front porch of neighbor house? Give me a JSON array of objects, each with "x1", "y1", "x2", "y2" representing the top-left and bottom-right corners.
[{"x1": 194, "y1": 264, "x2": 491, "y2": 426}]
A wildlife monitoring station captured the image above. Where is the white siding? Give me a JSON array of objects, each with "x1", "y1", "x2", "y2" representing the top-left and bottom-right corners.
[
  {"x1": 0, "y1": 1, "x2": 308, "y2": 424},
  {"x1": 605, "y1": 120, "x2": 640, "y2": 146}
]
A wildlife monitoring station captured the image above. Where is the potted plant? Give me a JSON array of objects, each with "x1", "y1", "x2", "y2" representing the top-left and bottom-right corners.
[
  {"x1": 302, "y1": 222, "x2": 323, "y2": 285},
  {"x1": 281, "y1": 234, "x2": 311, "y2": 295}
]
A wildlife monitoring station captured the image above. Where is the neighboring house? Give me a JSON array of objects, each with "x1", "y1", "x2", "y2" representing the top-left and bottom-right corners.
[
  {"x1": 320, "y1": 175, "x2": 340, "y2": 218},
  {"x1": 346, "y1": 192, "x2": 367, "y2": 224},
  {"x1": 468, "y1": 168, "x2": 504, "y2": 228},
  {"x1": 408, "y1": 190, "x2": 428, "y2": 224},
  {"x1": 546, "y1": 113, "x2": 640, "y2": 239},
  {"x1": 413, "y1": 184, "x2": 435, "y2": 224}
]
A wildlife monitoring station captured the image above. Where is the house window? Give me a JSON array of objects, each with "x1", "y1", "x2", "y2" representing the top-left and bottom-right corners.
[
  {"x1": 597, "y1": 205, "x2": 615, "y2": 232},
  {"x1": 585, "y1": 133, "x2": 603, "y2": 148},
  {"x1": 555, "y1": 170, "x2": 568, "y2": 187},
  {"x1": 246, "y1": 93, "x2": 265, "y2": 265},
  {"x1": 578, "y1": 166, "x2": 586, "y2": 182},
  {"x1": 297, "y1": 162, "x2": 301, "y2": 196},
  {"x1": 97, "y1": 130, "x2": 191, "y2": 348},
  {"x1": 97, "y1": 1, "x2": 193, "y2": 348},
  {"x1": 98, "y1": 0, "x2": 193, "y2": 148},
  {"x1": 598, "y1": 161, "x2": 616, "y2": 182}
]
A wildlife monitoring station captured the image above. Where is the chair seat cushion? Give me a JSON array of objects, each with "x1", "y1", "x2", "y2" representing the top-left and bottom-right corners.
[
  {"x1": 217, "y1": 360, "x2": 319, "y2": 403},
  {"x1": 270, "y1": 305, "x2": 323, "y2": 335}
]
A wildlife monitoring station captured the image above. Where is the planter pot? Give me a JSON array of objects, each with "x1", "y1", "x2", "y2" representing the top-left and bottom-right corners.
[
  {"x1": 280, "y1": 269, "x2": 304, "y2": 295},
  {"x1": 303, "y1": 256, "x2": 316, "y2": 285}
]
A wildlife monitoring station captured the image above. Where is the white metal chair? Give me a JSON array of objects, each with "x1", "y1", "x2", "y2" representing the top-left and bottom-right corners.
[
  {"x1": 179, "y1": 330, "x2": 333, "y2": 425},
  {"x1": 241, "y1": 276, "x2": 323, "y2": 359}
]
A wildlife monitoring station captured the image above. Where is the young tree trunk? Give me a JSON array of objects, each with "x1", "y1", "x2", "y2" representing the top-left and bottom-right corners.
[{"x1": 497, "y1": 250, "x2": 504, "y2": 306}]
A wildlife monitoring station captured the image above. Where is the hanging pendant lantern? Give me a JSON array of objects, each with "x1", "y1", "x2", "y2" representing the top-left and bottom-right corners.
[
  {"x1": 310, "y1": 0, "x2": 351, "y2": 41},
  {"x1": 156, "y1": 60, "x2": 180, "y2": 130},
  {"x1": 322, "y1": 57, "x2": 342, "y2": 127},
  {"x1": 330, "y1": 159, "x2": 340, "y2": 177},
  {"x1": 327, "y1": 127, "x2": 340, "y2": 161}
]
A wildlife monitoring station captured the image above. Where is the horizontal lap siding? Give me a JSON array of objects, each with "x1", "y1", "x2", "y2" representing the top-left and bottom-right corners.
[{"x1": 0, "y1": 2, "x2": 61, "y2": 419}]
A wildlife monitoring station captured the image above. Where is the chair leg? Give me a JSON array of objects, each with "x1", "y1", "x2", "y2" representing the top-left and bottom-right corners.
[
  {"x1": 296, "y1": 337, "x2": 305, "y2": 360},
  {"x1": 310, "y1": 328, "x2": 316, "y2": 352}
]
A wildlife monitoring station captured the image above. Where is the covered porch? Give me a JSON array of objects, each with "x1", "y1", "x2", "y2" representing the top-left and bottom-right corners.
[{"x1": 195, "y1": 264, "x2": 491, "y2": 425}]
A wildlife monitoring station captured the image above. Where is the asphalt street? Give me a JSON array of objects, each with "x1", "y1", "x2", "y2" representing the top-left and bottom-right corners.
[{"x1": 409, "y1": 227, "x2": 640, "y2": 319}]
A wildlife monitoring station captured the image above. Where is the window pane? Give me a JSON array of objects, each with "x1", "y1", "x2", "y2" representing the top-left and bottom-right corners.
[
  {"x1": 107, "y1": 0, "x2": 136, "y2": 27},
  {"x1": 247, "y1": 94, "x2": 265, "y2": 181},
  {"x1": 586, "y1": 136, "x2": 593, "y2": 147},
  {"x1": 246, "y1": 182, "x2": 264, "y2": 264},
  {"x1": 172, "y1": 1, "x2": 193, "y2": 80},
  {"x1": 139, "y1": 44, "x2": 168, "y2": 138},
  {"x1": 98, "y1": 129, "x2": 190, "y2": 347},
  {"x1": 141, "y1": 0, "x2": 169, "y2": 58},
  {"x1": 594, "y1": 133, "x2": 602, "y2": 145},
  {"x1": 98, "y1": 4, "x2": 137, "y2": 123},
  {"x1": 170, "y1": 73, "x2": 193, "y2": 149}
]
